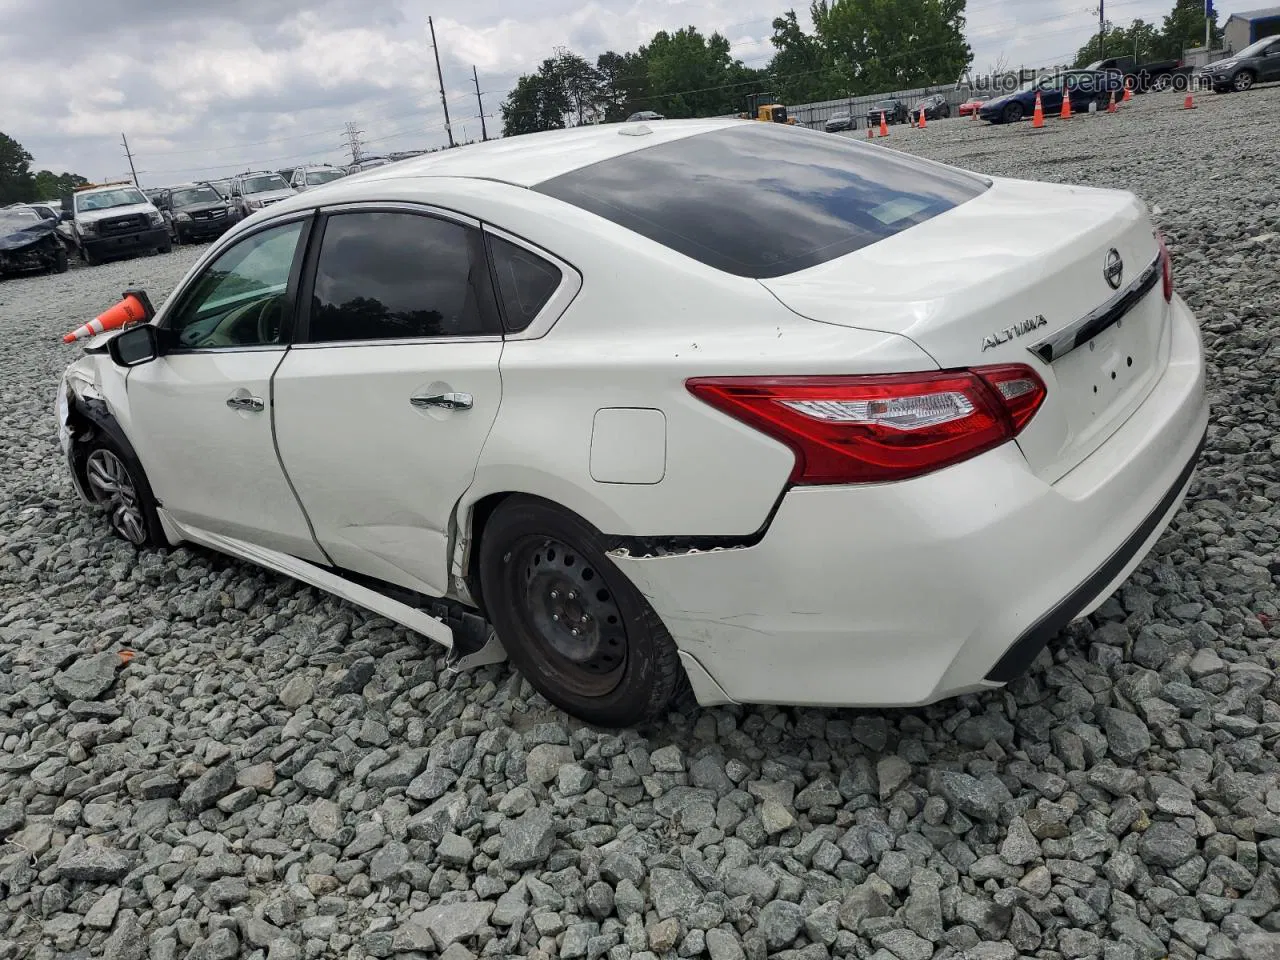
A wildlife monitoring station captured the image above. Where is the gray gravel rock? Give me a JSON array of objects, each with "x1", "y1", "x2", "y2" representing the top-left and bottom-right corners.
[{"x1": 4, "y1": 90, "x2": 1279, "y2": 960}]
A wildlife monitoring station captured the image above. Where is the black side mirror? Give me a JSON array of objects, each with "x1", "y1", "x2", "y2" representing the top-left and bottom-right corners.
[
  {"x1": 60, "y1": 210, "x2": 73, "y2": 222},
  {"x1": 108, "y1": 324, "x2": 159, "y2": 368}
]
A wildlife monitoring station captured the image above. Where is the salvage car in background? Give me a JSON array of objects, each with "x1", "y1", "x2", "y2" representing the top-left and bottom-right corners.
[
  {"x1": 61, "y1": 183, "x2": 170, "y2": 265},
  {"x1": 823, "y1": 112, "x2": 856, "y2": 132},
  {"x1": 980, "y1": 70, "x2": 1123, "y2": 122},
  {"x1": 1199, "y1": 36, "x2": 1280, "y2": 92},
  {"x1": 0, "y1": 206, "x2": 68, "y2": 277},
  {"x1": 155, "y1": 183, "x2": 240, "y2": 244},
  {"x1": 866, "y1": 98, "x2": 909, "y2": 125},
  {"x1": 911, "y1": 93, "x2": 951, "y2": 120},
  {"x1": 958, "y1": 93, "x2": 991, "y2": 116},
  {"x1": 57, "y1": 119, "x2": 1207, "y2": 728},
  {"x1": 228, "y1": 171, "x2": 295, "y2": 219},
  {"x1": 289, "y1": 165, "x2": 348, "y2": 192}
]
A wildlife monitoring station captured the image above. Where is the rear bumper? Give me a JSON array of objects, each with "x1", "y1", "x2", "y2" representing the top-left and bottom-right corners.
[
  {"x1": 611, "y1": 295, "x2": 1207, "y2": 708},
  {"x1": 83, "y1": 227, "x2": 169, "y2": 258}
]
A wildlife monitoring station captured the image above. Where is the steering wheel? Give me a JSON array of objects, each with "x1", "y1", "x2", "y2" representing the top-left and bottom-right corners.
[{"x1": 256, "y1": 297, "x2": 283, "y2": 344}]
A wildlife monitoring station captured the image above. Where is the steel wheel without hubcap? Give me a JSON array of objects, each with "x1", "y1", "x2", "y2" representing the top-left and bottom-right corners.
[
  {"x1": 1233, "y1": 72, "x2": 1254, "y2": 92},
  {"x1": 85, "y1": 449, "x2": 148, "y2": 544},
  {"x1": 510, "y1": 536, "x2": 627, "y2": 698}
]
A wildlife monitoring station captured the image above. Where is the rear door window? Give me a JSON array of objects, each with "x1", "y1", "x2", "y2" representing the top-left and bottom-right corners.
[{"x1": 535, "y1": 123, "x2": 987, "y2": 279}]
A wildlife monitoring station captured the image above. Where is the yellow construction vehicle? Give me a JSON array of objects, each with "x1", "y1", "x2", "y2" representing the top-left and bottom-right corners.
[{"x1": 741, "y1": 94, "x2": 797, "y2": 124}]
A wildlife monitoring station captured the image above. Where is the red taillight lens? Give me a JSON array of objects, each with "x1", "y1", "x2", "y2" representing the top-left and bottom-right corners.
[
  {"x1": 687, "y1": 364, "x2": 1046, "y2": 485},
  {"x1": 1156, "y1": 231, "x2": 1173, "y2": 302}
]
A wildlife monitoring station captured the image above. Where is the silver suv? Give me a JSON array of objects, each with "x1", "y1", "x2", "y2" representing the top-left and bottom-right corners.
[
  {"x1": 229, "y1": 171, "x2": 295, "y2": 219},
  {"x1": 290, "y1": 165, "x2": 347, "y2": 192}
]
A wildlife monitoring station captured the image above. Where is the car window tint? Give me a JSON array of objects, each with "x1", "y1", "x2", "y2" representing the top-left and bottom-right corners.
[
  {"x1": 165, "y1": 222, "x2": 303, "y2": 349},
  {"x1": 308, "y1": 212, "x2": 494, "y2": 343},
  {"x1": 536, "y1": 124, "x2": 987, "y2": 279},
  {"x1": 488, "y1": 236, "x2": 562, "y2": 333}
]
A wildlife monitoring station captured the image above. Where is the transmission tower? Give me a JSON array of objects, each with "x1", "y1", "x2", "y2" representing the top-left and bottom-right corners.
[{"x1": 343, "y1": 122, "x2": 366, "y2": 164}]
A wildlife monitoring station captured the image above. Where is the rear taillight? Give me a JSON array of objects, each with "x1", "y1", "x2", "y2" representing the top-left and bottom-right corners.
[
  {"x1": 1156, "y1": 231, "x2": 1173, "y2": 302},
  {"x1": 687, "y1": 364, "x2": 1046, "y2": 485}
]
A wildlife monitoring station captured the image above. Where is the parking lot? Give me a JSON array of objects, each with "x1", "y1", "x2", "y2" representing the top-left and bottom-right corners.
[{"x1": 1, "y1": 85, "x2": 1278, "y2": 960}]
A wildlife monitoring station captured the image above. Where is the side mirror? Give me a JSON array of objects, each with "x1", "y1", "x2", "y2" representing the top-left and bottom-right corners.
[
  {"x1": 60, "y1": 210, "x2": 73, "y2": 222},
  {"x1": 108, "y1": 324, "x2": 159, "y2": 368}
]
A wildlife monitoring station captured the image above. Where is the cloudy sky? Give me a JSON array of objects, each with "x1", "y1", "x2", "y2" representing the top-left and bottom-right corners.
[{"x1": 4, "y1": 0, "x2": 1217, "y2": 184}]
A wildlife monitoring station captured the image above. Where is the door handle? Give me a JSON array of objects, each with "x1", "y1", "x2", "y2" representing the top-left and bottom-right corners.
[
  {"x1": 226, "y1": 396, "x2": 265, "y2": 413},
  {"x1": 410, "y1": 392, "x2": 473, "y2": 411}
]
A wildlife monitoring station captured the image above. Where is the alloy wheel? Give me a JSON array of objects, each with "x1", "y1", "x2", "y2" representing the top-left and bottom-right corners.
[
  {"x1": 1234, "y1": 72, "x2": 1254, "y2": 92},
  {"x1": 85, "y1": 449, "x2": 148, "y2": 545},
  {"x1": 510, "y1": 535, "x2": 628, "y2": 698}
]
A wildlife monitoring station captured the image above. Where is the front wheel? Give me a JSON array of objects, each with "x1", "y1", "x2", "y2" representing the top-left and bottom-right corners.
[
  {"x1": 80, "y1": 244, "x2": 97, "y2": 266},
  {"x1": 80, "y1": 433, "x2": 165, "y2": 548},
  {"x1": 1233, "y1": 71, "x2": 1255, "y2": 92},
  {"x1": 1152, "y1": 74, "x2": 1173, "y2": 92},
  {"x1": 1003, "y1": 102, "x2": 1025, "y2": 123},
  {"x1": 51, "y1": 246, "x2": 68, "y2": 274},
  {"x1": 157, "y1": 243, "x2": 172, "y2": 254},
  {"x1": 478, "y1": 497, "x2": 688, "y2": 728}
]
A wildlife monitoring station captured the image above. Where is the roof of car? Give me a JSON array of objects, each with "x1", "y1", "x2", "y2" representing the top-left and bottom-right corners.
[{"x1": 346, "y1": 118, "x2": 743, "y2": 189}]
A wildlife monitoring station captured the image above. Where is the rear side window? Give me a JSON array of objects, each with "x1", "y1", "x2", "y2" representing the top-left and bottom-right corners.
[
  {"x1": 535, "y1": 124, "x2": 987, "y2": 279},
  {"x1": 488, "y1": 235, "x2": 562, "y2": 332},
  {"x1": 307, "y1": 211, "x2": 499, "y2": 343}
]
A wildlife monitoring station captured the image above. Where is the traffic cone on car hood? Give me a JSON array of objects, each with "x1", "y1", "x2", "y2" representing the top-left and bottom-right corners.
[
  {"x1": 1032, "y1": 92, "x2": 1045, "y2": 128},
  {"x1": 879, "y1": 112, "x2": 889, "y2": 137},
  {"x1": 62, "y1": 291, "x2": 153, "y2": 344}
]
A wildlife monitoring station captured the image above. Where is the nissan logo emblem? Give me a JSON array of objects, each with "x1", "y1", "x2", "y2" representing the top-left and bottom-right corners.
[{"x1": 1104, "y1": 249, "x2": 1124, "y2": 290}]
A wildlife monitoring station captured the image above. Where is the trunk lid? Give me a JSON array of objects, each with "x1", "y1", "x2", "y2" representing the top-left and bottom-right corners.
[{"x1": 759, "y1": 176, "x2": 1172, "y2": 482}]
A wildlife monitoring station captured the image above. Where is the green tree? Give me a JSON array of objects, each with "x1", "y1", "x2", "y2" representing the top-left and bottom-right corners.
[
  {"x1": 500, "y1": 62, "x2": 572, "y2": 135},
  {"x1": 641, "y1": 27, "x2": 756, "y2": 117},
  {"x1": 1074, "y1": 19, "x2": 1163, "y2": 66},
  {"x1": 1158, "y1": 0, "x2": 1219, "y2": 58},
  {"x1": 33, "y1": 170, "x2": 89, "y2": 200},
  {"x1": 0, "y1": 131, "x2": 36, "y2": 205},
  {"x1": 596, "y1": 50, "x2": 650, "y2": 121},
  {"x1": 768, "y1": 10, "x2": 840, "y2": 105}
]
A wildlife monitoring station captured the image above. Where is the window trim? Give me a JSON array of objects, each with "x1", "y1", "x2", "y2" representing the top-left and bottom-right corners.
[
  {"x1": 291, "y1": 202, "x2": 504, "y2": 349},
  {"x1": 481, "y1": 224, "x2": 582, "y2": 341},
  {"x1": 154, "y1": 212, "x2": 315, "y2": 355}
]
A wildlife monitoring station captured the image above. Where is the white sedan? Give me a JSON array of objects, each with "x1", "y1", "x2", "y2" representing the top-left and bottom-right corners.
[{"x1": 56, "y1": 119, "x2": 1208, "y2": 728}]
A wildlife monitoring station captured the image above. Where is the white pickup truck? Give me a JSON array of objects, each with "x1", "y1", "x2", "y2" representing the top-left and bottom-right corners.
[{"x1": 60, "y1": 183, "x2": 171, "y2": 265}]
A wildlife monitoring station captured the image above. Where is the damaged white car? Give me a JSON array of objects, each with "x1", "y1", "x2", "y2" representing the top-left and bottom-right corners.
[{"x1": 57, "y1": 120, "x2": 1207, "y2": 727}]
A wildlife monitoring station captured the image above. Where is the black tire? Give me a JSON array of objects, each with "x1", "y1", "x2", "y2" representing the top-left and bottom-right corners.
[
  {"x1": 941, "y1": 105, "x2": 951, "y2": 118},
  {"x1": 158, "y1": 243, "x2": 172, "y2": 255},
  {"x1": 478, "y1": 496, "x2": 688, "y2": 728},
  {"x1": 1233, "y1": 70, "x2": 1255, "y2": 93},
  {"x1": 1152, "y1": 74, "x2": 1173, "y2": 92},
  {"x1": 1003, "y1": 101, "x2": 1025, "y2": 123},
  {"x1": 80, "y1": 244, "x2": 97, "y2": 266},
  {"x1": 77, "y1": 429, "x2": 166, "y2": 548},
  {"x1": 51, "y1": 246, "x2": 68, "y2": 274}
]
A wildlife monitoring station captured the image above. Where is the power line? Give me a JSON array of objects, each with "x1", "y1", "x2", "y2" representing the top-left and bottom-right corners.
[{"x1": 343, "y1": 121, "x2": 365, "y2": 165}]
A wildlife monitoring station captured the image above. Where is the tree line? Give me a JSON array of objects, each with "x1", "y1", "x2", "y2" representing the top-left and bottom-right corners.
[
  {"x1": 501, "y1": 0, "x2": 973, "y2": 135},
  {"x1": 1073, "y1": 0, "x2": 1221, "y2": 67},
  {"x1": 0, "y1": 132, "x2": 88, "y2": 206}
]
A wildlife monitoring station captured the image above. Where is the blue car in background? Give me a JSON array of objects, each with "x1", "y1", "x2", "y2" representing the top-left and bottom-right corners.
[{"x1": 979, "y1": 70, "x2": 1124, "y2": 123}]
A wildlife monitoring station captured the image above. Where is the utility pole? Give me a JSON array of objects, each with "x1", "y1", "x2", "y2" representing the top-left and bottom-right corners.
[
  {"x1": 472, "y1": 66, "x2": 489, "y2": 142},
  {"x1": 1098, "y1": 1, "x2": 1105, "y2": 59},
  {"x1": 120, "y1": 134, "x2": 139, "y2": 187},
  {"x1": 343, "y1": 121, "x2": 365, "y2": 165},
  {"x1": 429, "y1": 16, "x2": 455, "y2": 148}
]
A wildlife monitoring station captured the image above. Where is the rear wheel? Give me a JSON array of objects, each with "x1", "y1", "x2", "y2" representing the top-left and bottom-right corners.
[
  {"x1": 1003, "y1": 102, "x2": 1025, "y2": 123},
  {"x1": 1152, "y1": 74, "x2": 1173, "y2": 92},
  {"x1": 478, "y1": 497, "x2": 688, "y2": 728},
  {"x1": 80, "y1": 433, "x2": 165, "y2": 548},
  {"x1": 1233, "y1": 70, "x2": 1256, "y2": 92}
]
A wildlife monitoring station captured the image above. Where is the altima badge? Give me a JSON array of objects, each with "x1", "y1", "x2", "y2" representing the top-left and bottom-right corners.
[{"x1": 982, "y1": 315, "x2": 1047, "y2": 352}]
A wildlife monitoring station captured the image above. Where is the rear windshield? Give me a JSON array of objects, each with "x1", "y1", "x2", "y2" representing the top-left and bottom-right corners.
[{"x1": 535, "y1": 124, "x2": 987, "y2": 279}]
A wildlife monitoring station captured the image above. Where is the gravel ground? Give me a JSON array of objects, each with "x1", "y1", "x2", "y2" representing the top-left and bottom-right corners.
[{"x1": 1, "y1": 86, "x2": 1278, "y2": 960}]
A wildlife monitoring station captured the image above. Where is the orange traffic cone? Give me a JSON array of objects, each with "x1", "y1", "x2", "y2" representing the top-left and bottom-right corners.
[
  {"x1": 867, "y1": 124, "x2": 875, "y2": 139},
  {"x1": 1183, "y1": 93, "x2": 1196, "y2": 109},
  {"x1": 918, "y1": 105, "x2": 927, "y2": 129},
  {"x1": 879, "y1": 112, "x2": 889, "y2": 137},
  {"x1": 1060, "y1": 92, "x2": 1072, "y2": 120},
  {"x1": 62, "y1": 291, "x2": 151, "y2": 343},
  {"x1": 1032, "y1": 91, "x2": 1045, "y2": 128},
  {"x1": 1107, "y1": 91, "x2": 1117, "y2": 113},
  {"x1": 1123, "y1": 83, "x2": 1133, "y2": 103}
]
